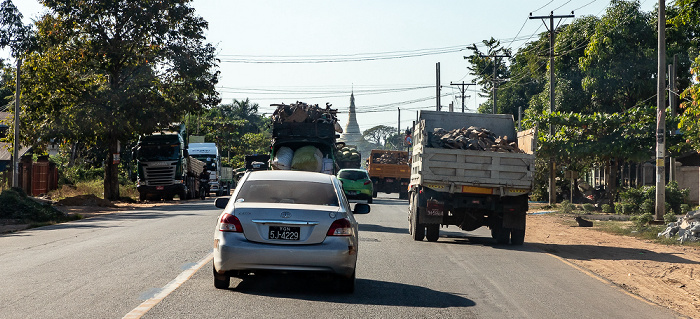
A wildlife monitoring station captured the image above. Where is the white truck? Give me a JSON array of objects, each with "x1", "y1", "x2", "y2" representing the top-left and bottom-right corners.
[
  {"x1": 188, "y1": 142, "x2": 224, "y2": 196},
  {"x1": 408, "y1": 111, "x2": 535, "y2": 245}
]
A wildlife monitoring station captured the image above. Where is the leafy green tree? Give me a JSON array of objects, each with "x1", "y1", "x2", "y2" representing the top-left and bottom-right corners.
[
  {"x1": 362, "y1": 125, "x2": 396, "y2": 149},
  {"x1": 679, "y1": 55, "x2": 700, "y2": 150},
  {"x1": 464, "y1": 38, "x2": 512, "y2": 114},
  {"x1": 579, "y1": 0, "x2": 656, "y2": 113},
  {"x1": 19, "y1": 0, "x2": 220, "y2": 200}
]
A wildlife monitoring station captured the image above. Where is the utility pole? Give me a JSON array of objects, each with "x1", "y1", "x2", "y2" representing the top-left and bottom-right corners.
[
  {"x1": 450, "y1": 81, "x2": 476, "y2": 112},
  {"x1": 530, "y1": 11, "x2": 574, "y2": 206},
  {"x1": 398, "y1": 107, "x2": 401, "y2": 137},
  {"x1": 436, "y1": 62, "x2": 441, "y2": 111},
  {"x1": 13, "y1": 58, "x2": 21, "y2": 188},
  {"x1": 478, "y1": 54, "x2": 510, "y2": 114},
  {"x1": 655, "y1": 0, "x2": 666, "y2": 221},
  {"x1": 669, "y1": 54, "x2": 678, "y2": 182}
]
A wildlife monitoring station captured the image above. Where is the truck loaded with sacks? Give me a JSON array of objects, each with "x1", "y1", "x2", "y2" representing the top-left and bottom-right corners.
[
  {"x1": 269, "y1": 102, "x2": 342, "y2": 174},
  {"x1": 336, "y1": 145, "x2": 361, "y2": 169},
  {"x1": 408, "y1": 111, "x2": 535, "y2": 245}
]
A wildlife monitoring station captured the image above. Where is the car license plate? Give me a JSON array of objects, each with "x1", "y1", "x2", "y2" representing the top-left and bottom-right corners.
[
  {"x1": 269, "y1": 226, "x2": 300, "y2": 240},
  {"x1": 347, "y1": 191, "x2": 357, "y2": 195},
  {"x1": 156, "y1": 186, "x2": 164, "y2": 190},
  {"x1": 386, "y1": 178, "x2": 394, "y2": 182}
]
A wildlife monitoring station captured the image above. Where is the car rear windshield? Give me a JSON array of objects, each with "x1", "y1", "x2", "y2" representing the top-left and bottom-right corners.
[
  {"x1": 338, "y1": 170, "x2": 368, "y2": 181},
  {"x1": 235, "y1": 180, "x2": 339, "y2": 206}
]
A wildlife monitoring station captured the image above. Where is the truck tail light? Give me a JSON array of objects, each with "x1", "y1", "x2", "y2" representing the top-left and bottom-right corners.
[{"x1": 219, "y1": 213, "x2": 243, "y2": 232}]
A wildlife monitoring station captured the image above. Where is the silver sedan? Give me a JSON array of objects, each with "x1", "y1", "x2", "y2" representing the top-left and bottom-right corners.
[{"x1": 212, "y1": 170, "x2": 370, "y2": 293}]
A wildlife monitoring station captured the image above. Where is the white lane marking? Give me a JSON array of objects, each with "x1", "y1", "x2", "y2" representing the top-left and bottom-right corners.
[{"x1": 123, "y1": 252, "x2": 214, "y2": 319}]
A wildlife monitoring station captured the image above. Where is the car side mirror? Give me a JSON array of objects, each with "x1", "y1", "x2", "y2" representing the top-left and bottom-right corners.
[
  {"x1": 215, "y1": 197, "x2": 230, "y2": 208},
  {"x1": 353, "y1": 203, "x2": 370, "y2": 214}
]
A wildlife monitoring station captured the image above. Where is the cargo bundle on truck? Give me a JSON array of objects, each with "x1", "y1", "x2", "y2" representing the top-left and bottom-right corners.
[
  {"x1": 336, "y1": 145, "x2": 362, "y2": 169},
  {"x1": 134, "y1": 124, "x2": 206, "y2": 201},
  {"x1": 269, "y1": 102, "x2": 342, "y2": 174},
  {"x1": 367, "y1": 149, "x2": 411, "y2": 199},
  {"x1": 408, "y1": 111, "x2": 535, "y2": 245}
]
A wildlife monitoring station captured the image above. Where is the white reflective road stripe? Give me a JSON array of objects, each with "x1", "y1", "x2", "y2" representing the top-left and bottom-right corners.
[{"x1": 123, "y1": 252, "x2": 213, "y2": 319}]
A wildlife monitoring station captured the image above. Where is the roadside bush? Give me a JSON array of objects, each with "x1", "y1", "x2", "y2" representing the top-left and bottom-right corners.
[
  {"x1": 582, "y1": 203, "x2": 596, "y2": 212},
  {"x1": 601, "y1": 204, "x2": 614, "y2": 214},
  {"x1": 615, "y1": 182, "x2": 688, "y2": 216},
  {"x1": 664, "y1": 211, "x2": 677, "y2": 224},
  {"x1": 680, "y1": 204, "x2": 690, "y2": 215},
  {"x1": 560, "y1": 200, "x2": 574, "y2": 213},
  {"x1": 632, "y1": 212, "x2": 654, "y2": 229},
  {"x1": 0, "y1": 188, "x2": 72, "y2": 222},
  {"x1": 614, "y1": 202, "x2": 634, "y2": 215}
]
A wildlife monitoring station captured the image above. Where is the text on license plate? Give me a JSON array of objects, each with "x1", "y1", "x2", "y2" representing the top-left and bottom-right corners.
[
  {"x1": 269, "y1": 226, "x2": 300, "y2": 240},
  {"x1": 156, "y1": 186, "x2": 164, "y2": 190}
]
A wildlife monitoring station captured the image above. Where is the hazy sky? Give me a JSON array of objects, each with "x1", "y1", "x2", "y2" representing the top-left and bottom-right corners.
[{"x1": 12, "y1": 0, "x2": 657, "y2": 133}]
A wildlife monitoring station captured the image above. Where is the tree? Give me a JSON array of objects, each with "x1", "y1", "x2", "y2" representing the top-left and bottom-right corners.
[
  {"x1": 679, "y1": 55, "x2": 700, "y2": 150},
  {"x1": 579, "y1": 0, "x2": 656, "y2": 113},
  {"x1": 362, "y1": 125, "x2": 396, "y2": 149},
  {"x1": 20, "y1": 0, "x2": 220, "y2": 200},
  {"x1": 464, "y1": 38, "x2": 512, "y2": 114}
]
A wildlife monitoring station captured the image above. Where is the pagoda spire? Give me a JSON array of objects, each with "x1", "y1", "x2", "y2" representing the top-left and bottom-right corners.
[{"x1": 340, "y1": 91, "x2": 363, "y2": 146}]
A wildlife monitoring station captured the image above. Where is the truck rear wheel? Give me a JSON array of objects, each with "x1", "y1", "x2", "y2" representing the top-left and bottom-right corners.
[
  {"x1": 510, "y1": 218, "x2": 526, "y2": 245},
  {"x1": 410, "y1": 193, "x2": 425, "y2": 241},
  {"x1": 426, "y1": 224, "x2": 439, "y2": 242},
  {"x1": 491, "y1": 224, "x2": 510, "y2": 245}
]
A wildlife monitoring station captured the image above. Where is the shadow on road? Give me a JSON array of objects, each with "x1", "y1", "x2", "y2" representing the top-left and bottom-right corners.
[
  {"x1": 359, "y1": 223, "x2": 407, "y2": 235},
  {"x1": 529, "y1": 243, "x2": 700, "y2": 264},
  {"x1": 1, "y1": 202, "x2": 218, "y2": 237},
  {"x1": 228, "y1": 274, "x2": 475, "y2": 308}
]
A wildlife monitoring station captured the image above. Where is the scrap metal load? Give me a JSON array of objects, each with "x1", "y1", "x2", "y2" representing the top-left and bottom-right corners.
[
  {"x1": 429, "y1": 126, "x2": 525, "y2": 153},
  {"x1": 371, "y1": 151, "x2": 409, "y2": 165}
]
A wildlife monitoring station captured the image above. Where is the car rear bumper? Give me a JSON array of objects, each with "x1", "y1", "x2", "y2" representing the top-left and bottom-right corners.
[{"x1": 214, "y1": 232, "x2": 357, "y2": 277}]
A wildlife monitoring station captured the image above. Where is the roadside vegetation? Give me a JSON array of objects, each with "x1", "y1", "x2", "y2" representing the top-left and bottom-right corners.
[{"x1": 546, "y1": 181, "x2": 699, "y2": 246}]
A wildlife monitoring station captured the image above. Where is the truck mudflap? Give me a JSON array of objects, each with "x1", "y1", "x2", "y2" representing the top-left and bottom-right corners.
[
  {"x1": 419, "y1": 199, "x2": 444, "y2": 225},
  {"x1": 502, "y1": 210, "x2": 526, "y2": 230}
]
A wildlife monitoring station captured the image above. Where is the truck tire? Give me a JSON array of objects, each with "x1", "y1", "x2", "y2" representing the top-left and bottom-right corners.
[
  {"x1": 426, "y1": 224, "x2": 439, "y2": 242},
  {"x1": 410, "y1": 193, "x2": 425, "y2": 241},
  {"x1": 399, "y1": 191, "x2": 408, "y2": 200},
  {"x1": 491, "y1": 224, "x2": 510, "y2": 245},
  {"x1": 510, "y1": 218, "x2": 526, "y2": 245},
  {"x1": 372, "y1": 189, "x2": 377, "y2": 198}
]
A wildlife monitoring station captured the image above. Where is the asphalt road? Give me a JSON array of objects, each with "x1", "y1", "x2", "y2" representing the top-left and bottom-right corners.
[{"x1": 0, "y1": 194, "x2": 682, "y2": 318}]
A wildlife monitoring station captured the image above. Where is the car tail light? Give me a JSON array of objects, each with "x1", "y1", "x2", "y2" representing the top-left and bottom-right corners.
[
  {"x1": 327, "y1": 218, "x2": 353, "y2": 236},
  {"x1": 219, "y1": 213, "x2": 243, "y2": 232},
  {"x1": 363, "y1": 180, "x2": 371, "y2": 185}
]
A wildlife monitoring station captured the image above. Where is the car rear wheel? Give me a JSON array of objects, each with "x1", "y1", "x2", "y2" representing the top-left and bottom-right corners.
[
  {"x1": 336, "y1": 271, "x2": 355, "y2": 293},
  {"x1": 213, "y1": 265, "x2": 230, "y2": 289}
]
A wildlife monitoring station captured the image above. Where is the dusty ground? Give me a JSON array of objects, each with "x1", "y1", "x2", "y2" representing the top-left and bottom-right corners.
[
  {"x1": 1, "y1": 200, "x2": 698, "y2": 318},
  {"x1": 526, "y1": 213, "x2": 700, "y2": 318}
]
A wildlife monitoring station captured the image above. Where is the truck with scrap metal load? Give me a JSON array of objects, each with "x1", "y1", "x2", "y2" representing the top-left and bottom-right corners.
[
  {"x1": 408, "y1": 110, "x2": 535, "y2": 245},
  {"x1": 367, "y1": 149, "x2": 410, "y2": 199},
  {"x1": 134, "y1": 124, "x2": 205, "y2": 201},
  {"x1": 269, "y1": 102, "x2": 341, "y2": 175},
  {"x1": 336, "y1": 145, "x2": 362, "y2": 169},
  {"x1": 188, "y1": 142, "x2": 225, "y2": 196}
]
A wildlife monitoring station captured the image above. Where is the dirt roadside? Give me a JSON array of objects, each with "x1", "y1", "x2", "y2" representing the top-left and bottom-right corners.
[
  {"x1": 526, "y1": 213, "x2": 699, "y2": 319},
  {"x1": 1, "y1": 202, "x2": 698, "y2": 318}
]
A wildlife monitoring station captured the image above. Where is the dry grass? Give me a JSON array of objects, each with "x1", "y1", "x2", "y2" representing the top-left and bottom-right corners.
[{"x1": 47, "y1": 180, "x2": 139, "y2": 202}]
